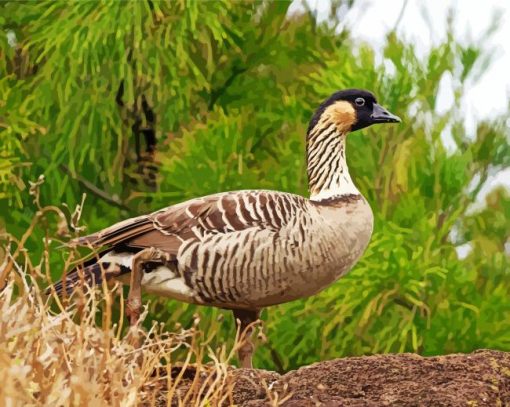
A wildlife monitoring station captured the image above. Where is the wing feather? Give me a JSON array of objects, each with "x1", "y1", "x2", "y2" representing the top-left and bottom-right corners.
[{"x1": 70, "y1": 191, "x2": 301, "y2": 254}]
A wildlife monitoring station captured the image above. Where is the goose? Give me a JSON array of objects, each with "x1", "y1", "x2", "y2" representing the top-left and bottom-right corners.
[{"x1": 50, "y1": 89, "x2": 401, "y2": 368}]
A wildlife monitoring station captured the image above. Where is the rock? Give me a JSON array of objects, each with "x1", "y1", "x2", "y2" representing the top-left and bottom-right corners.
[{"x1": 229, "y1": 350, "x2": 510, "y2": 406}]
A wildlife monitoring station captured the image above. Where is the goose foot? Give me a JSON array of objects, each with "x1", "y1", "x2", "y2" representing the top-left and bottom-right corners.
[{"x1": 233, "y1": 308, "x2": 261, "y2": 369}]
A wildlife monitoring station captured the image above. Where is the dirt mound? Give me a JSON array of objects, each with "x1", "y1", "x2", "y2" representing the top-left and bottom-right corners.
[{"x1": 230, "y1": 350, "x2": 510, "y2": 406}]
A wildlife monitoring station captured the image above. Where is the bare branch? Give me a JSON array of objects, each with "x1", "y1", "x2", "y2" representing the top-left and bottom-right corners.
[{"x1": 59, "y1": 164, "x2": 130, "y2": 211}]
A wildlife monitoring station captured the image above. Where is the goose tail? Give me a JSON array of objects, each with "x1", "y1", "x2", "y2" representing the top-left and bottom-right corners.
[
  {"x1": 47, "y1": 252, "x2": 132, "y2": 297},
  {"x1": 47, "y1": 263, "x2": 105, "y2": 297}
]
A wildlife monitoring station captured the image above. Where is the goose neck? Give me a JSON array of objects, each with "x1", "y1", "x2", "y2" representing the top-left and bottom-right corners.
[{"x1": 307, "y1": 128, "x2": 359, "y2": 201}]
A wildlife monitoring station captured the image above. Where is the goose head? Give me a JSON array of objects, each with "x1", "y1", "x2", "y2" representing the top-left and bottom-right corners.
[{"x1": 308, "y1": 89, "x2": 401, "y2": 135}]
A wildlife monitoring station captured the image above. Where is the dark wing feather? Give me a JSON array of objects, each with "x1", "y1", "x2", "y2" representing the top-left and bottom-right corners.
[{"x1": 69, "y1": 191, "x2": 283, "y2": 253}]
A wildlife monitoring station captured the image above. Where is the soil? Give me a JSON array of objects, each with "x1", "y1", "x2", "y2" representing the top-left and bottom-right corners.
[
  {"x1": 229, "y1": 350, "x2": 510, "y2": 406},
  {"x1": 151, "y1": 350, "x2": 510, "y2": 406}
]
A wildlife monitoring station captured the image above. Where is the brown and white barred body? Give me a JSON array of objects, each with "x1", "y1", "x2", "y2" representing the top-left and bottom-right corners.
[{"x1": 54, "y1": 95, "x2": 384, "y2": 311}]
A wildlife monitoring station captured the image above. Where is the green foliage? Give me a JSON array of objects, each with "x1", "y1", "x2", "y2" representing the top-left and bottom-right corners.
[{"x1": 1, "y1": 0, "x2": 509, "y2": 371}]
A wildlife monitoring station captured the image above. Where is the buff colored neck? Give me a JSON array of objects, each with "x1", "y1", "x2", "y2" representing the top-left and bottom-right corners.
[
  {"x1": 306, "y1": 100, "x2": 360, "y2": 201},
  {"x1": 308, "y1": 134, "x2": 359, "y2": 201}
]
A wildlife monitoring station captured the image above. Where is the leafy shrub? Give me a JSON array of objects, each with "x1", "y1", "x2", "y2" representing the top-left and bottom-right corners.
[{"x1": 1, "y1": 1, "x2": 508, "y2": 371}]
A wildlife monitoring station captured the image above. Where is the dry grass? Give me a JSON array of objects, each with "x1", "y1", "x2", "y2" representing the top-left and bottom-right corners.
[{"x1": 0, "y1": 268, "x2": 251, "y2": 406}]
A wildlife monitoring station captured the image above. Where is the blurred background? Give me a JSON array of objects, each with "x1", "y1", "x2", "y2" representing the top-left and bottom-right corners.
[{"x1": 0, "y1": 0, "x2": 509, "y2": 371}]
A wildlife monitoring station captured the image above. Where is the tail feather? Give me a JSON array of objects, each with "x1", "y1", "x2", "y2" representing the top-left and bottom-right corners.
[
  {"x1": 48, "y1": 263, "x2": 102, "y2": 297},
  {"x1": 48, "y1": 262, "x2": 124, "y2": 297},
  {"x1": 47, "y1": 250, "x2": 136, "y2": 298}
]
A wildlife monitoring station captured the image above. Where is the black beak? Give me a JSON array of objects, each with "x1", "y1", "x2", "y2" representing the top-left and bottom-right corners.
[{"x1": 371, "y1": 103, "x2": 401, "y2": 124}]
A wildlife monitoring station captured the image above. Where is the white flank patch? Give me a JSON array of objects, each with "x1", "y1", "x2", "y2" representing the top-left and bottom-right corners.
[
  {"x1": 100, "y1": 251, "x2": 134, "y2": 269},
  {"x1": 99, "y1": 254, "x2": 195, "y2": 302},
  {"x1": 150, "y1": 278, "x2": 191, "y2": 297},
  {"x1": 142, "y1": 265, "x2": 194, "y2": 301}
]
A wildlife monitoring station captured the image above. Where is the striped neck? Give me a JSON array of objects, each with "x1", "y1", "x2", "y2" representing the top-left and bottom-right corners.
[{"x1": 307, "y1": 125, "x2": 359, "y2": 201}]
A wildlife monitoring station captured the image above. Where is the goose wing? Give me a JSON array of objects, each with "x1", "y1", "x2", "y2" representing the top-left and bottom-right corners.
[{"x1": 71, "y1": 190, "x2": 300, "y2": 254}]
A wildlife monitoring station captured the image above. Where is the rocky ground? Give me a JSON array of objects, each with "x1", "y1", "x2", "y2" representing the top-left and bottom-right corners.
[
  {"x1": 229, "y1": 350, "x2": 510, "y2": 406},
  {"x1": 159, "y1": 350, "x2": 510, "y2": 406}
]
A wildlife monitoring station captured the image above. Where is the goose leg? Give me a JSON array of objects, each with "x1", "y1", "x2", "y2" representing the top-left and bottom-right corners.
[
  {"x1": 233, "y1": 309, "x2": 260, "y2": 369},
  {"x1": 126, "y1": 247, "x2": 170, "y2": 326}
]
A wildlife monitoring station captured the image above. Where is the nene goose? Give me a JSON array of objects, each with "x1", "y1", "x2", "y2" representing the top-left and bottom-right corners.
[{"x1": 52, "y1": 89, "x2": 400, "y2": 368}]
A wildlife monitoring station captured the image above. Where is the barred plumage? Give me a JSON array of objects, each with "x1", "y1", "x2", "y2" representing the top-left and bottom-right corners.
[{"x1": 50, "y1": 89, "x2": 401, "y2": 368}]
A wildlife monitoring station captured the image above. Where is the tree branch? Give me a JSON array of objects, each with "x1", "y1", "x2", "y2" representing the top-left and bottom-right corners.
[
  {"x1": 208, "y1": 66, "x2": 247, "y2": 111},
  {"x1": 59, "y1": 164, "x2": 130, "y2": 211}
]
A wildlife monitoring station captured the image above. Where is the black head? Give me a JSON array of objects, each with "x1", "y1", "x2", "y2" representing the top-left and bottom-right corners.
[{"x1": 308, "y1": 89, "x2": 401, "y2": 135}]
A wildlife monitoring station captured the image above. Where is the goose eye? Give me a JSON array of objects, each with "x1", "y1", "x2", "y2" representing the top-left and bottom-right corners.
[{"x1": 355, "y1": 97, "x2": 365, "y2": 107}]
